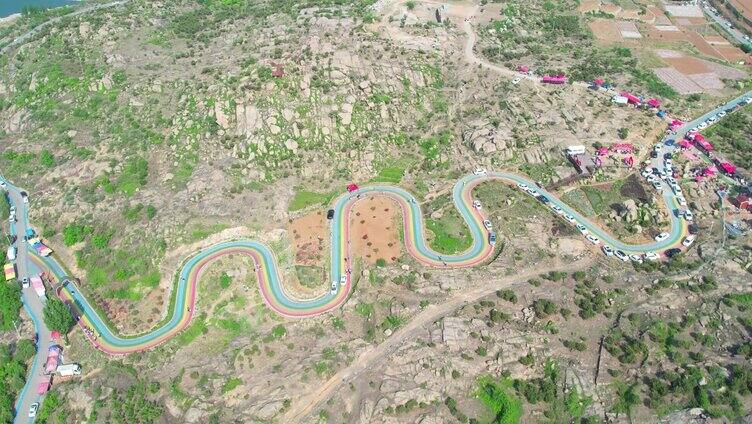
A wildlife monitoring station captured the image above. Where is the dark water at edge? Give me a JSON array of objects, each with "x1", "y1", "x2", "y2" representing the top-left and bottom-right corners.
[{"x1": 1, "y1": 0, "x2": 79, "y2": 19}]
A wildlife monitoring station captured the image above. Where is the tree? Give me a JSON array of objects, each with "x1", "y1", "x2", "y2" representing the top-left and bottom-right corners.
[
  {"x1": 617, "y1": 127, "x2": 629, "y2": 140},
  {"x1": 14, "y1": 339, "x2": 36, "y2": 363},
  {"x1": 0, "y1": 282, "x2": 22, "y2": 331},
  {"x1": 43, "y1": 298, "x2": 74, "y2": 334}
]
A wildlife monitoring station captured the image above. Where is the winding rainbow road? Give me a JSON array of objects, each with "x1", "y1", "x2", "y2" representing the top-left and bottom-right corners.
[{"x1": 26, "y1": 171, "x2": 692, "y2": 355}]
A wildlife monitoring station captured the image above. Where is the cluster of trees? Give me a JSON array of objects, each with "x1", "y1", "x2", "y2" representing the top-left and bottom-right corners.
[{"x1": 0, "y1": 342, "x2": 36, "y2": 423}]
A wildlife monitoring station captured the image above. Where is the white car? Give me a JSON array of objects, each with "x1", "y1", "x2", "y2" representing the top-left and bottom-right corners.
[
  {"x1": 682, "y1": 234, "x2": 696, "y2": 247},
  {"x1": 330, "y1": 281, "x2": 338, "y2": 295},
  {"x1": 645, "y1": 252, "x2": 660, "y2": 261},
  {"x1": 576, "y1": 224, "x2": 588, "y2": 235},
  {"x1": 551, "y1": 205, "x2": 564, "y2": 215},
  {"x1": 564, "y1": 214, "x2": 576, "y2": 224},
  {"x1": 677, "y1": 196, "x2": 687, "y2": 206},
  {"x1": 516, "y1": 183, "x2": 528, "y2": 190},
  {"x1": 717, "y1": 111, "x2": 726, "y2": 118},
  {"x1": 586, "y1": 234, "x2": 600, "y2": 245},
  {"x1": 698, "y1": 122, "x2": 708, "y2": 129},
  {"x1": 652, "y1": 182, "x2": 663, "y2": 191},
  {"x1": 472, "y1": 200, "x2": 482, "y2": 210},
  {"x1": 655, "y1": 232, "x2": 670, "y2": 242},
  {"x1": 483, "y1": 220, "x2": 493, "y2": 230},
  {"x1": 614, "y1": 250, "x2": 629, "y2": 262},
  {"x1": 528, "y1": 189, "x2": 539, "y2": 197},
  {"x1": 474, "y1": 168, "x2": 487, "y2": 176},
  {"x1": 629, "y1": 254, "x2": 643, "y2": 264},
  {"x1": 29, "y1": 403, "x2": 38, "y2": 418},
  {"x1": 0, "y1": 181, "x2": 6, "y2": 189},
  {"x1": 683, "y1": 210, "x2": 693, "y2": 221},
  {"x1": 512, "y1": 77, "x2": 521, "y2": 85},
  {"x1": 641, "y1": 169, "x2": 652, "y2": 178},
  {"x1": 602, "y1": 245, "x2": 614, "y2": 256},
  {"x1": 340, "y1": 275, "x2": 347, "y2": 285}
]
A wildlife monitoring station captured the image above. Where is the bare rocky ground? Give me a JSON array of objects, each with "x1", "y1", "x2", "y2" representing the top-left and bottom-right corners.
[{"x1": 0, "y1": 0, "x2": 751, "y2": 423}]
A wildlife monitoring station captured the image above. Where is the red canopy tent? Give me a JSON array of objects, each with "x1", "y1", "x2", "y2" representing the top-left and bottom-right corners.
[
  {"x1": 619, "y1": 91, "x2": 641, "y2": 105},
  {"x1": 596, "y1": 147, "x2": 609, "y2": 156},
  {"x1": 612, "y1": 143, "x2": 634, "y2": 154},
  {"x1": 646, "y1": 98, "x2": 661, "y2": 108},
  {"x1": 517, "y1": 65, "x2": 529, "y2": 73},
  {"x1": 719, "y1": 162, "x2": 736, "y2": 174},
  {"x1": 593, "y1": 78, "x2": 605, "y2": 86},
  {"x1": 678, "y1": 139, "x2": 692, "y2": 149},
  {"x1": 346, "y1": 184, "x2": 359, "y2": 193}
]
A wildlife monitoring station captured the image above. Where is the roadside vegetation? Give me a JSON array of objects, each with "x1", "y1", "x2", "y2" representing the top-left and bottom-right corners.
[{"x1": 703, "y1": 104, "x2": 752, "y2": 169}]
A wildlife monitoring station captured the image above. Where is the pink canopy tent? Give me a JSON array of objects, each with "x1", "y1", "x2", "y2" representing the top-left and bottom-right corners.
[
  {"x1": 646, "y1": 98, "x2": 661, "y2": 108},
  {"x1": 678, "y1": 139, "x2": 692, "y2": 149},
  {"x1": 346, "y1": 183, "x2": 359, "y2": 193},
  {"x1": 517, "y1": 65, "x2": 529, "y2": 73},
  {"x1": 596, "y1": 147, "x2": 609, "y2": 156},
  {"x1": 593, "y1": 78, "x2": 605, "y2": 86},
  {"x1": 612, "y1": 143, "x2": 634, "y2": 153},
  {"x1": 541, "y1": 74, "x2": 567, "y2": 84},
  {"x1": 619, "y1": 91, "x2": 640, "y2": 105}
]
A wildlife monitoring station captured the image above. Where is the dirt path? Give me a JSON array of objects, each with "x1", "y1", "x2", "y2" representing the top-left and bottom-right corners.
[{"x1": 282, "y1": 256, "x2": 594, "y2": 422}]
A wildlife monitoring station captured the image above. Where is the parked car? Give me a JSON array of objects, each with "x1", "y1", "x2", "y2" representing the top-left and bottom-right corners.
[
  {"x1": 655, "y1": 232, "x2": 670, "y2": 242},
  {"x1": 516, "y1": 183, "x2": 528, "y2": 190},
  {"x1": 29, "y1": 403, "x2": 38, "y2": 418},
  {"x1": 683, "y1": 210, "x2": 693, "y2": 221},
  {"x1": 512, "y1": 77, "x2": 522, "y2": 84},
  {"x1": 629, "y1": 254, "x2": 643, "y2": 264},
  {"x1": 564, "y1": 214, "x2": 576, "y2": 224},
  {"x1": 483, "y1": 220, "x2": 493, "y2": 230},
  {"x1": 663, "y1": 152, "x2": 672, "y2": 159},
  {"x1": 472, "y1": 200, "x2": 482, "y2": 210},
  {"x1": 537, "y1": 195, "x2": 550, "y2": 204},
  {"x1": 20, "y1": 191, "x2": 28, "y2": 203},
  {"x1": 601, "y1": 245, "x2": 614, "y2": 256},
  {"x1": 330, "y1": 281, "x2": 338, "y2": 295},
  {"x1": 0, "y1": 181, "x2": 6, "y2": 190},
  {"x1": 473, "y1": 168, "x2": 487, "y2": 176},
  {"x1": 645, "y1": 252, "x2": 660, "y2": 261},
  {"x1": 664, "y1": 139, "x2": 675, "y2": 146},
  {"x1": 576, "y1": 224, "x2": 588, "y2": 234},
  {"x1": 22, "y1": 278, "x2": 29, "y2": 289},
  {"x1": 614, "y1": 250, "x2": 629, "y2": 262},
  {"x1": 326, "y1": 209, "x2": 335, "y2": 219},
  {"x1": 488, "y1": 232, "x2": 497, "y2": 246},
  {"x1": 682, "y1": 234, "x2": 696, "y2": 247},
  {"x1": 585, "y1": 234, "x2": 600, "y2": 245},
  {"x1": 677, "y1": 196, "x2": 687, "y2": 206},
  {"x1": 664, "y1": 248, "x2": 681, "y2": 258}
]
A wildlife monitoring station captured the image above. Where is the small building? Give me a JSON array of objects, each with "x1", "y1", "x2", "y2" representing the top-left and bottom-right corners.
[
  {"x1": 612, "y1": 95, "x2": 628, "y2": 105},
  {"x1": 731, "y1": 195, "x2": 751, "y2": 210}
]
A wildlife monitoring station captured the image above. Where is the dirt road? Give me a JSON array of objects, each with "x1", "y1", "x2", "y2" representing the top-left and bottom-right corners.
[{"x1": 283, "y1": 256, "x2": 593, "y2": 422}]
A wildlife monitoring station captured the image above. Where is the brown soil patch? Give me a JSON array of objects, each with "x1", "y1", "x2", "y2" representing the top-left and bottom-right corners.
[
  {"x1": 578, "y1": 0, "x2": 599, "y2": 13},
  {"x1": 289, "y1": 211, "x2": 327, "y2": 266},
  {"x1": 684, "y1": 31, "x2": 724, "y2": 60},
  {"x1": 589, "y1": 19, "x2": 622, "y2": 43},
  {"x1": 664, "y1": 56, "x2": 709, "y2": 74},
  {"x1": 350, "y1": 196, "x2": 401, "y2": 264},
  {"x1": 644, "y1": 27, "x2": 688, "y2": 41},
  {"x1": 715, "y1": 46, "x2": 749, "y2": 62}
]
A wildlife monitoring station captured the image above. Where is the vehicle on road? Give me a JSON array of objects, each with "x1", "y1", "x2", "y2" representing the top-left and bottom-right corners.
[
  {"x1": 663, "y1": 152, "x2": 672, "y2": 159},
  {"x1": 576, "y1": 224, "x2": 588, "y2": 235},
  {"x1": 564, "y1": 214, "x2": 576, "y2": 224},
  {"x1": 29, "y1": 403, "x2": 39, "y2": 418},
  {"x1": 326, "y1": 209, "x2": 334, "y2": 219},
  {"x1": 330, "y1": 281, "x2": 338, "y2": 295},
  {"x1": 516, "y1": 183, "x2": 528, "y2": 190},
  {"x1": 683, "y1": 210, "x2": 693, "y2": 221},
  {"x1": 488, "y1": 232, "x2": 497, "y2": 246},
  {"x1": 340, "y1": 275, "x2": 347, "y2": 285},
  {"x1": 483, "y1": 220, "x2": 492, "y2": 230},
  {"x1": 652, "y1": 182, "x2": 662, "y2": 191},
  {"x1": 472, "y1": 200, "x2": 482, "y2": 210},
  {"x1": 664, "y1": 139, "x2": 675, "y2": 146},
  {"x1": 20, "y1": 191, "x2": 28, "y2": 203},
  {"x1": 536, "y1": 195, "x2": 550, "y2": 204},
  {"x1": 601, "y1": 245, "x2": 614, "y2": 256},
  {"x1": 655, "y1": 232, "x2": 670, "y2": 242},
  {"x1": 6, "y1": 246, "x2": 16, "y2": 262},
  {"x1": 645, "y1": 252, "x2": 660, "y2": 261},
  {"x1": 677, "y1": 196, "x2": 687, "y2": 206},
  {"x1": 585, "y1": 234, "x2": 600, "y2": 245},
  {"x1": 664, "y1": 248, "x2": 681, "y2": 258},
  {"x1": 551, "y1": 205, "x2": 563, "y2": 214},
  {"x1": 473, "y1": 168, "x2": 487, "y2": 176},
  {"x1": 22, "y1": 277, "x2": 29, "y2": 289},
  {"x1": 614, "y1": 250, "x2": 629, "y2": 262},
  {"x1": 512, "y1": 77, "x2": 521, "y2": 84},
  {"x1": 682, "y1": 234, "x2": 696, "y2": 247},
  {"x1": 0, "y1": 181, "x2": 5, "y2": 190}
]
